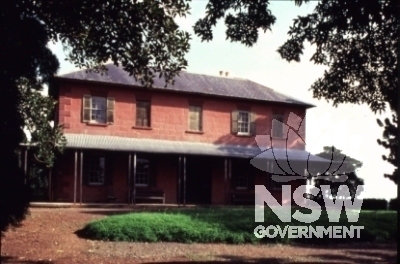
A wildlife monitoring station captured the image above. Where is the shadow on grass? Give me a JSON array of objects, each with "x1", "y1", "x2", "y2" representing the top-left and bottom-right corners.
[{"x1": 1, "y1": 256, "x2": 53, "y2": 264}]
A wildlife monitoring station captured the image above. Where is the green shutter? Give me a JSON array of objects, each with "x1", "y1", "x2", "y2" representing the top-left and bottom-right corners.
[
  {"x1": 82, "y1": 95, "x2": 91, "y2": 122},
  {"x1": 250, "y1": 112, "x2": 256, "y2": 135},
  {"x1": 107, "y1": 97, "x2": 115, "y2": 124},
  {"x1": 231, "y1": 110, "x2": 238, "y2": 134}
]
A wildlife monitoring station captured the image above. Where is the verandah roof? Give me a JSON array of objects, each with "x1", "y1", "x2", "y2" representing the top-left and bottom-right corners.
[{"x1": 64, "y1": 133, "x2": 332, "y2": 163}]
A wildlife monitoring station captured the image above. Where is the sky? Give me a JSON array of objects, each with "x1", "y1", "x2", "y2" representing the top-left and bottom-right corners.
[{"x1": 48, "y1": 1, "x2": 397, "y2": 200}]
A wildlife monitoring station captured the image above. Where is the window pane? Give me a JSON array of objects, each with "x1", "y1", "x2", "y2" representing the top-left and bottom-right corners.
[
  {"x1": 237, "y1": 111, "x2": 249, "y2": 134},
  {"x1": 136, "y1": 101, "x2": 150, "y2": 127},
  {"x1": 188, "y1": 105, "x2": 202, "y2": 131},
  {"x1": 136, "y1": 158, "x2": 149, "y2": 186},
  {"x1": 90, "y1": 97, "x2": 107, "y2": 123},
  {"x1": 272, "y1": 116, "x2": 284, "y2": 138},
  {"x1": 89, "y1": 156, "x2": 105, "y2": 185},
  {"x1": 232, "y1": 159, "x2": 249, "y2": 189}
]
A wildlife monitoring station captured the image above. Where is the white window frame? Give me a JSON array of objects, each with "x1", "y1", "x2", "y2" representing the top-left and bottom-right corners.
[
  {"x1": 90, "y1": 96, "x2": 107, "y2": 124},
  {"x1": 89, "y1": 156, "x2": 105, "y2": 185},
  {"x1": 188, "y1": 105, "x2": 202, "y2": 131},
  {"x1": 237, "y1": 111, "x2": 250, "y2": 135},
  {"x1": 235, "y1": 174, "x2": 248, "y2": 190},
  {"x1": 135, "y1": 158, "x2": 150, "y2": 187}
]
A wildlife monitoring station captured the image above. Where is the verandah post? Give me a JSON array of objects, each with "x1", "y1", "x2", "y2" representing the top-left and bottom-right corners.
[
  {"x1": 228, "y1": 158, "x2": 232, "y2": 205},
  {"x1": 183, "y1": 155, "x2": 186, "y2": 206},
  {"x1": 74, "y1": 150, "x2": 77, "y2": 204},
  {"x1": 128, "y1": 153, "x2": 132, "y2": 205},
  {"x1": 80, "y1": 151, "x2": 83, "y2": 204},
  {"x1": 224, "y1": 158, "x2": 227, "y2": 204},
  {"x1": 133, "y1": 152, "x2": 137, "y2": 205},
  {"x1": 178, "y1": 155, "x2": 181, "y2": 206}
]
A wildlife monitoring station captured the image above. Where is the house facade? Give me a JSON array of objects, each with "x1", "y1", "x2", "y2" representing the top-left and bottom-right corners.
[{"x1": 42, "y1": 64, "x2": 329, "y2": 205}]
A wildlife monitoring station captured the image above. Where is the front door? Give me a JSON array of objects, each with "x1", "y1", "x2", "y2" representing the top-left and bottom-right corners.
[{"x1": 185, "y1": 156, "x2": 212, "y2": 204}]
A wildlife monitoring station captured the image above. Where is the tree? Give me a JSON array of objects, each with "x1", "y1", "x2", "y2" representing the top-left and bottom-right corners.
[
  {"x1": 194, "y1": 0, "x2": 398, "y2": 184},
  {"x1": 312, "y1": 146, "x2": 364, "y2": 201},
  {"x1": 1, "y1": 0, "x2": 190, "y2": 233},
  {"x1": 377, "y1": 115, "x2": 398, "y2": 184}
]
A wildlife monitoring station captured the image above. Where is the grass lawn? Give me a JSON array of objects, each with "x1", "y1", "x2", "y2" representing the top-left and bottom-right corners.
[{"x1": 78, "y1": 207, "x2": 397, "y2": 244}]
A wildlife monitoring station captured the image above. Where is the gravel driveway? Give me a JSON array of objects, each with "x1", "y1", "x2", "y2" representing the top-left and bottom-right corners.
[{"x1": 1, "y1": 208, "x2": 397, "y2": 263}]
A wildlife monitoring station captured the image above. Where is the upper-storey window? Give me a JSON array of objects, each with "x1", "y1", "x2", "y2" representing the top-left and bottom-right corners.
[
  {"x1": 237, "y1": 111, "x2": 250, "y2": 135},
  {"x1": 188, "y1": 105, "x2": 202, "y2": 131},
  {"x1": 136, "y1": 100, "x2": 151, "y2": 127},
  {"x1": 272, "y1": 114, "x2": 284, "y2": 138},
  {"x1": 82, "y1": 95, "x2": 114, "y2": 124},
  {"x1": 231, "y1": 109, "x2": 256, "y2": 136}
]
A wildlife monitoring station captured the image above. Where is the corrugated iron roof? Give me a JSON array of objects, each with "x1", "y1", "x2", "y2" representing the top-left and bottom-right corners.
[
  {"x1": 64, "y1": 134, "x2": 331, "y2": 163},
  {"x1": 58, "y1": 64, "x2": 313, "y2": 107}
]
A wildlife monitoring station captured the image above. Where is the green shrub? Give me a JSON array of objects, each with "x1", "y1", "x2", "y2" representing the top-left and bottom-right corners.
[{"x1": 78, "y1": 207, "x2": 397, "y2": 244}]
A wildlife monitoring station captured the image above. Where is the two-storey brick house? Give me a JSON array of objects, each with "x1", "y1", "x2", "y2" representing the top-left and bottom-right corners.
[{"x1": 45, "y1": 64, "x2": 330, "y2": 205}]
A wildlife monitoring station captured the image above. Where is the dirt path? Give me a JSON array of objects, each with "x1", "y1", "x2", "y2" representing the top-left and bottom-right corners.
[{"x1": 1, "y1": 208, "x2": 397, "y2": 263}]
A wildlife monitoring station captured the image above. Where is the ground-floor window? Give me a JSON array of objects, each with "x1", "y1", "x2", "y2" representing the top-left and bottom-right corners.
[
  {"x1": 136, "y1": 158, "x2": 150, "y2": 187},
  {"x1": 231, "y1": 159, "x2": 254, "y2": 190},
  {"x1": 89, "y1": 155, "x2": 105, "y2": 185}
]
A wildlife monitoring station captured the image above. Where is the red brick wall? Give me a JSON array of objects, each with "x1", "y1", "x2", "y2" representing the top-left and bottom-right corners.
[{"x1": 57, "y1": 81, "x2": 306, "y2": 149}]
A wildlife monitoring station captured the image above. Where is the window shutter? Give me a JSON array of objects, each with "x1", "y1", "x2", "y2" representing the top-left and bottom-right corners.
[
  {"x1": 199, "y1": 109, "x2": 203, "y2": 131},
  {"x1": 231, "y1": 110, "x2": 238, "y2": 134},
  {"x1": 250, "y1": 112, "x2": 256, "y2": 135},
  {"x1": 107, "y1": 97, "x2": 115, "y2": 124},
  {"x1": 272, "y1": 118, "x2": 282, "y2": 138},
  {"x1": 82, "y1": 95, "x2": 91, "y2": 122}
]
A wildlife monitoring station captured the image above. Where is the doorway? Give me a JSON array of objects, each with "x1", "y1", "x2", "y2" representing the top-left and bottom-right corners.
[{"x1": 184, "y1": 156, "x2": 212, "y2": 204}]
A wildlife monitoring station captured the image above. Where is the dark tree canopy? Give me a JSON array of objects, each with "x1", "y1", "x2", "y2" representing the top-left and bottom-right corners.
[
  {"x1": 377, "y1": 115, "x2": 398, "y2": 184},
  {"x1": 314, "y1": 146, "x2": 364, "y2": 200},
  {"x1": 194, "y1": 0, "x2": 398, "y2": 184},
  {"x1": 1, "y1": 0, "x2": 398, "y2": 234},
  {"x1": 1, "y1": 0, "x2": 191, "y2": 233}
]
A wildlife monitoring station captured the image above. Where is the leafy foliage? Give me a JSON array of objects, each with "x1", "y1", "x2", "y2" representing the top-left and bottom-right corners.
[
  {"x1": 19, "y1": 81, "x2": 67, "y2": 167},
  {"x1": 25, "y1": 0, "x2": 191, "y2": 86},
  {"x1": 377, "y1": 115, "x2": 398, "y2": 184},
  {"x1": 1, "y1": 0, "x2": 191, "y2": 233},
  {"x1": 194, "y1": 0, "x2": 276, "y2": 46},
  {"x1": 195, "y1": 0, "x2": 398, "y2": 184}
]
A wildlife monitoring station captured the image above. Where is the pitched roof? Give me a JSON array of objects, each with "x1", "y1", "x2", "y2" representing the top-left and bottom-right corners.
[{"x1": 57, "y1": 64, "x2": 313, "y2": 107}]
